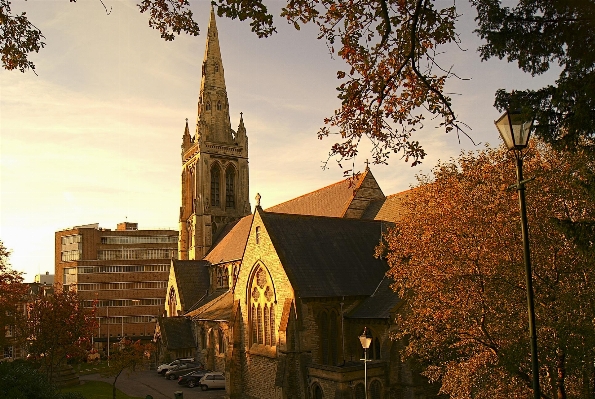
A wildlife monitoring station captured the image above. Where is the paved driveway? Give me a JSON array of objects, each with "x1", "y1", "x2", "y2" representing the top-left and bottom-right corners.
[{"x1": 81, "y1": 369, "x2": 227, "y2": 399}]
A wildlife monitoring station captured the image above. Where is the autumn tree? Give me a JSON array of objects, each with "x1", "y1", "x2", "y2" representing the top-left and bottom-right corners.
[
  {"x1": 381, "y1": 143, "x2": 595, "y2": 398},
  {"x1": 0, "y1": 240, "x2": 28, "y2": 354},
  {"x1": 102, "y1": 338, "x2": 154, "y2": 399},
  {"x1": 26, "y1": 289, "x2": 97, "y2": 383},
  {"x1": 2, "y1": 1, "x2": 593, "y2": 165}
]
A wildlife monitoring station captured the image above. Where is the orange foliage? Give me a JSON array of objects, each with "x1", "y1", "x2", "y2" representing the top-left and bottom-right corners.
[{"x1": 383, "y1": 143, "x2": 595, "y2": 398}]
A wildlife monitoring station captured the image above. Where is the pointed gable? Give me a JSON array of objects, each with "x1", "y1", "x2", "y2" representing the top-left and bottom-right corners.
[
  {"x1": 342, "y1": 168, "x2": 385, "y2": 218},
  {"x1": 158, "y1": 316, "x2": 196, "y2": 350},
  {"x1": 170, "y1": 260, "x2": 210, "y2": 313},
  {"x1": 266, "y1": 169, "x2": 385, "y2": 218},
  {"x1": 204, "y1": 215, "x2": 252, "y2": 265},
  {"x1": 258, "y1": 210, "x2": 388, "y2": 297}
]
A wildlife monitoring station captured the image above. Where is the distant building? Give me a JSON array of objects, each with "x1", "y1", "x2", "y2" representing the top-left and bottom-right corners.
[
  {"x1": 54, "y1": 222, "x2": 178, "y2": 347},
  {"x1": 34, "y1": 271, "x2": 54, "y2": 285}
]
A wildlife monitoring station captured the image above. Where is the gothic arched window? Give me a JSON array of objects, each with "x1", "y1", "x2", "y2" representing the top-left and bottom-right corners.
[
  {"x1": 216, "y1": 266, "x2": 229, "y2": 288},
  {"x1": 225, "y1": 167, "x2": 235, "y2": 209},
  {"x1": 362, "y1": 329, "x2": 381, "y2": 360},
  {"x1": 168, "y1": 286, "x2": 177, "y2": 317},
  {"x1": 249, "y1": 265, "x2": 276, "y2": 347},
  {"x1": 355, "y1": 383, "x2": 365, "y2": 399},
  {"x1": 218, "y1": 329, "x2": 225, "y2": 354},
  {"x1": 209, "y1": 329, "x2": 215, "y2": 351},
  {"x1": 373, "y1": 337, "x2": 381, "y2": 360},
  {"x1": 319, "y1": 312, "x2": 328, "y2": 364},
  {"x1": 210, "y1": 165, "x2": 221, "y2": 207},
  {"x1": 217, "y1": 101, "x2": 222, "y2": 111},
  {"x1": 205, "y1": 101, "x2": 211, "y2": 111},
  {"x1": 319, "y1": 310, "x2": 339, "y2": 365},
  {"x1": 313, "y1": 384, "x2": 324, "y2": 399},
  {"x1": 200, "y1": 328, "x2": 206, "y2": 350},
  {"x1": 264, "y1": 304, "x2": 270, "y2": 346},
  {"x1": 370, "y1": 380, "x2": 382, "y2": 399}
]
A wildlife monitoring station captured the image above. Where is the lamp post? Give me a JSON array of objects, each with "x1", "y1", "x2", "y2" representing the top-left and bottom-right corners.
[
  {"x1": 107, "y1": 306, "x2": 110, "y2": 367},
  {"x1": 359, "y1": 327, "x2": 372, "y2": 399},
  {"x1": 495, "y1": 109, "x2": 540, "y2": 399}
]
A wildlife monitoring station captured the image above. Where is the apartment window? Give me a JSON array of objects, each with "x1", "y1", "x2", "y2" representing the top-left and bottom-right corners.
[
  {"x1": 61, "y1": 234, "x2": 82, "y2": 261},
  {"x1": 77, "y1": 281, "x2": 167, "y2": 291},
  {"x1": 5, "y1": 325, "x2": 14, "y2": 338},
  {"x1": 77, "y1": 264, "x2": 169, "y2": 274},
  {"x1": 3, "y1": 346, "x2": 13, "y2": 359},
  {"x1": 100, "y1": 236, "x2": 177, "y2": 244},
  {"x1": 97, "y1": 248, "x2": 177, "y2": 260},
  {"x1": 83, "y1": 298, "x2": 165, "y2": 308}
]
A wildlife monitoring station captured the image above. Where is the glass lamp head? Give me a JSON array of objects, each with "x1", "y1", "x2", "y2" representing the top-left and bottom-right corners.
[
  {"x1": 359, "y1": 327, "x2": 372, "y2": 349},
  {"x1": 495, "y1": 109, "x2": 533, "y2": 150}
]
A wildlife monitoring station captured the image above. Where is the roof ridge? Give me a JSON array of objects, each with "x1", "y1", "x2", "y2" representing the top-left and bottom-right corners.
[
  {"x1": 263, "y1": 209, "x2": 384, "y2": 224},
  {"x1": 266, "y1": 173, "x2": 365, "y2": 210},
  {"x1": 385, "y1": 186, "x2": 418, "y2": 198}
]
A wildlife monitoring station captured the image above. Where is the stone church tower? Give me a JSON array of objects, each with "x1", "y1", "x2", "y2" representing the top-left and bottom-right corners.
[{"x1": 179, "y1": 8, "x2": 250, "y2": 260}]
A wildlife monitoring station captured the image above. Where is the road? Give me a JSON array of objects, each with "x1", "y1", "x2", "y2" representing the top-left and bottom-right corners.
[{"x1": 81, "y1": 369, "x2": 227, "y2": 399}]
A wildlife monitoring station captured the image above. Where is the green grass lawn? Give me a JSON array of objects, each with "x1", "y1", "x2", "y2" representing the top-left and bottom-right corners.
[
  {"x1": 60, "y1": 380, "x2": 144, "y2": 399},
  {"x1": 76, "y1": 361, "x2": 110, "y2": 376}
]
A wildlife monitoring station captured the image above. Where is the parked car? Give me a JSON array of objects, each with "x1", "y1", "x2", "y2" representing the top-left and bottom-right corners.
[
  {"x1": 165, "y1": 362, "x2": 204, "y2": 380},
  {"x1": 177, "y1": 369, "x2": 210, "y2": 388},
  {"x1": 156, "y1": 358, "x2": 194, "y2": 374},
  {"x1": 199, "y1": 372, "x2": 226, "y2": 390}
]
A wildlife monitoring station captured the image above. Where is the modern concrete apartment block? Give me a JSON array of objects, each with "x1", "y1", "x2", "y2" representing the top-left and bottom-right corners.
[{"x1": 55, "y1": 222, "x2": 178, "y2": 347}]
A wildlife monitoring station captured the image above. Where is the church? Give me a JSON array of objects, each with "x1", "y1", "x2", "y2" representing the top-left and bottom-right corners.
[{"x1": 154, "y1": 8, "x2": 438, "y2": 399}]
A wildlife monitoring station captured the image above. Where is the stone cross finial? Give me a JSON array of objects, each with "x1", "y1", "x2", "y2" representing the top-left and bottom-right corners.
[
  {"x1": 365, "y1": 159, "x2": 370, "y2": 169},
  {"x1": 255, "y1": 193, "x2": 261, "y2": 207}
]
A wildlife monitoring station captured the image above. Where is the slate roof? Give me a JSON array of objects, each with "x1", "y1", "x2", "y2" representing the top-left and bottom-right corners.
[
  {"x1": 186, "y1": 290, "x2": 233, "y2": 321},
  {"x1": 159, "y1": 317, "x2": 196, "y2": 350},
  {"x1": 172, "y1": 260, "x2": 210, "y2": 311},
  {"x1": 260, "y1": 211, "x2": 389, "y2": 298},
  {"x1": 204, "y1": 215, "x2": 252, "y2": 265},
  {"x1": 347, "y1": 276, "x2": 402, "y2": 319},
  {"x1": 361, "y1": 188, "x2": 416, "y2": 222},
  {"x1": 265, "y1": 172, "x2": 368, "y2": 217}
]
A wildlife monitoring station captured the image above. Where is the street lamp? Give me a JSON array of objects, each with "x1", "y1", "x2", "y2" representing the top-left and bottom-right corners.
[
  {"x1": 359, "y1": 327, "x2": 372, "y2": 399},
  {"x1": 495, "y1": 109, "x2": 540, "y2": 399}
]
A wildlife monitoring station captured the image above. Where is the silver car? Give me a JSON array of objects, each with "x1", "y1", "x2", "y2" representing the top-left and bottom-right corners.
[{"x1": 199, "y1": 372, "x2": 226, "y2": 390}]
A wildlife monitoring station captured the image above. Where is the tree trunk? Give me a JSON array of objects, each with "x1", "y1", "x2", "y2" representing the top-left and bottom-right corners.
[
  {"x1": 112, "y1": 371, "x2": 122, "y2": 399},
  {"x1": 556, "y1": 348, "x2": 566, "y2": 399}
]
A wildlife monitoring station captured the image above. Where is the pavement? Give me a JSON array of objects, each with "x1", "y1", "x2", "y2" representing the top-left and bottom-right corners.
[{"x1": 80, "y1": 369, "x2": 227, "y2": 399}]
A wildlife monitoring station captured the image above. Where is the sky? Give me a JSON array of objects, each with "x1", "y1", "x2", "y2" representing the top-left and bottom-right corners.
[{"x1": 0, "y1": 0, "x2": 558, "y2": 281}]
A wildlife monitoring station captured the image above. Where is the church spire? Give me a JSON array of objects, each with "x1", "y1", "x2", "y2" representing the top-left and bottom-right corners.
[
  {"x1": 181, "y1": 118, "x2": 192, "y2": 157},
  {"x1": 196, "y1": 6, "x2": 233, "y2": 144}
]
